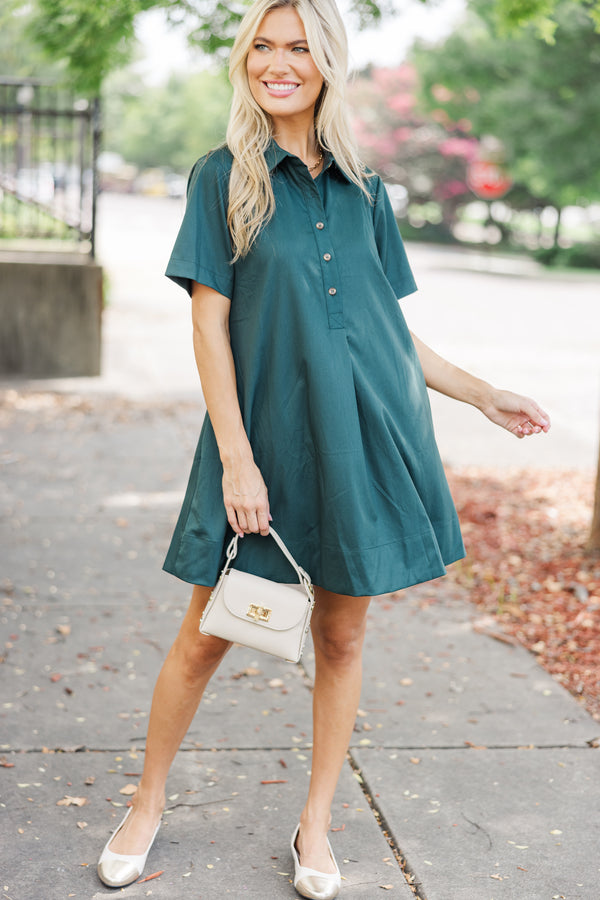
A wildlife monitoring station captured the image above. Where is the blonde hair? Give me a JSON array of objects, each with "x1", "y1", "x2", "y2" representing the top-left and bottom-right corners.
[{"x1": 226, "y1": 0, "x2": 369, "y2": 260}]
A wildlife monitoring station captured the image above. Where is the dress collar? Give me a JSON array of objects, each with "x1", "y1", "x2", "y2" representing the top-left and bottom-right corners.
[{"x1": 264, "y1": 138, "x2": 353, "y2": 183}]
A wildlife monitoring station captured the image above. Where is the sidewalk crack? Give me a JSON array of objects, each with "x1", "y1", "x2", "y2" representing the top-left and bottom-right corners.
[{"x1": 345, "y1": 751, "x2": 428, "y2": 900}]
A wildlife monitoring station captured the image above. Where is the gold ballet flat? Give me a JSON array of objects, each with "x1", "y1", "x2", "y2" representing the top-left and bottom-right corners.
[
  {"x1": 291, "y1": 824, "x2": 342, "y2": 900},
  {"x1": 97, "y1": 806, "x2": 161, "y2": 888}
]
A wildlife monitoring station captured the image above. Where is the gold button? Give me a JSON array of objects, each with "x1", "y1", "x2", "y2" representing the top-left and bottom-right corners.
[
  {"x1": 328, "y1": 287, "x2": 337, "y2": 295},
  {"x1": 323, "y1": 253, "x2": 332, "y2": 261},
  {"x1": 316, "y1": 221, "x2": 325, "y2": 230}
]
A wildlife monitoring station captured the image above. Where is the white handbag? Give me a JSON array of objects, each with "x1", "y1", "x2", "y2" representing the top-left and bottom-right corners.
[{"x1": 199, "y1": 527, "x2": 315, "y2": 663}]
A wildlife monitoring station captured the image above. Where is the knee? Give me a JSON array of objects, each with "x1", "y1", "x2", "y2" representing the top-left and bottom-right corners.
[
  {"x1": 174, "y1": 630, "x2": 230, "y2": 682},
  {"x1": 313, "y1": 621, "x2": 366, "y2": 667}
]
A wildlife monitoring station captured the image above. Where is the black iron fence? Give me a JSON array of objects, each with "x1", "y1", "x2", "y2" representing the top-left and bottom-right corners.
[{"x1": 0, "y1": 79, "x2": 100, "y2": 257}]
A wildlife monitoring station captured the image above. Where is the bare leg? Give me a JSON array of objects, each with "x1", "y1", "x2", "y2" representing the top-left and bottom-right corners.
[
  {"x1": 296, "y1": 587, "x2": 371, "y2": 873},
  {"x1": 109, "y1": 584, "x2": 231, "y2": 854}
]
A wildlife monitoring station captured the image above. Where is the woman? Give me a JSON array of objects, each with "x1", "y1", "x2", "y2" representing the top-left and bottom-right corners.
[{"x1": 97, "y1": 0, "x2": 550, "y2": 896}]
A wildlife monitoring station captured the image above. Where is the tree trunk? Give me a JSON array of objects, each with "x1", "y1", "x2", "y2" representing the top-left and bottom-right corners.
[
  {"x1": 588, "y1": 434, "x2": 600, "y2": 552},
  {"x1": 553, "y1": 206, "x2": 563, "y2": 248}
]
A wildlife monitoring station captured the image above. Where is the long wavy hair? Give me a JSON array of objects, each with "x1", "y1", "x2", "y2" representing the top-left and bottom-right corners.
[{"x1": 226, "y1": 0, "x2": 369, "y2": 260}]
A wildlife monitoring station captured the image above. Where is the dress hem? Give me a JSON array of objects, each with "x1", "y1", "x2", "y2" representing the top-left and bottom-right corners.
[{"x1": 162, "y1": 549, "x2": 465, "y2": 599}]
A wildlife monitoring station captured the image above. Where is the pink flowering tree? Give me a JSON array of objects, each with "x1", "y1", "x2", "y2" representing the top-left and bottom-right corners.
[{"x1": 348, "y1": 64, "x2": 479, "y2": 235}]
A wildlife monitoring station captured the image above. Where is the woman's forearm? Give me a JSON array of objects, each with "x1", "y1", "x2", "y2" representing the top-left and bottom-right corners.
[
  {"x1": 409, "y1": 330, "x2": 550, "y2": 437},
  {"x1": 193, "y1": 324, "x2": 253, "y2": 465},
  {"x1": 410, "y1": 331, "x2": 492, "y2": 410}
]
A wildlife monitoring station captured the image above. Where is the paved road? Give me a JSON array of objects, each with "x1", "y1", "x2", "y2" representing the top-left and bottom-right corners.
[{"x1": 93, "y1": 193, "x2": 599, "y2": 469}]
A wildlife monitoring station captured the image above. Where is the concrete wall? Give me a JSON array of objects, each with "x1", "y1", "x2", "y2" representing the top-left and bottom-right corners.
[{"x1": 0, "y1": 251, "x2": 103, "y2": 377}]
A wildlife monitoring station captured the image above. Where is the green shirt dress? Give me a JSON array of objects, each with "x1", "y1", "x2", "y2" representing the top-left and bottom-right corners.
[{"x1": 163, "y1": 141, "x2": 464, "y2": 597}]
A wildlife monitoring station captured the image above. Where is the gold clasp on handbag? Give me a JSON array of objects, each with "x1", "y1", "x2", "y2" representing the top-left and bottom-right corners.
[{"x1": 247, "y1": 604, "x2": 271, "y2": 622}]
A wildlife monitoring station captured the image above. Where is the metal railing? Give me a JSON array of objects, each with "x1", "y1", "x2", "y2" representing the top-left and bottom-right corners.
[{"x1": 0, "y1": 78, "x2": 100, "y2": 257}]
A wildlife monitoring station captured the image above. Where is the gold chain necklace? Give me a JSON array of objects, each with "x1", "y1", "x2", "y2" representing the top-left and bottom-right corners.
[{"x1": 307, "y1": 149, "x2": 323, "y2": 172}]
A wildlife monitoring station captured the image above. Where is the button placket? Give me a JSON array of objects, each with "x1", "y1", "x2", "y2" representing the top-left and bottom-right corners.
[
  {"x1": 310, "y1": 211, "x2": 343, "y2": 330},
  {"x1": 298, "y1": 168, "x2": 343, "y2": 330}
]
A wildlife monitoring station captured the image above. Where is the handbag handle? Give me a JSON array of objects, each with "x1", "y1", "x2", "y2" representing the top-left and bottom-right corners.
[{"x1": 223, "y1": 527, "x2": 313, "y2": 598}]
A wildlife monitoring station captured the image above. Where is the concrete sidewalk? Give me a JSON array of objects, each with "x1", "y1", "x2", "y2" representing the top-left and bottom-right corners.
[{"x1": 2, "y1": 392, "x2": 599, "y2": 900}]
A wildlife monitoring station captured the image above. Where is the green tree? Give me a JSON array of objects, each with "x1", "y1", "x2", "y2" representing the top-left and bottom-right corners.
[
  {"x1": 26, "y1": 0, "x2": 156, "y2": 94},
  {"x1": 13, "y1": 0, "x2": 600, "y2": 95},
  {"x1": 413, "y1": 0, "x2": 600, "y2": 215},
  {"x1": 0, "y1": 1, "x2": 63, "y2": 80}
]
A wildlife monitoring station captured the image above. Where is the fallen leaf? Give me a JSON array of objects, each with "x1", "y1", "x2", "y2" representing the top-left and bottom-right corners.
[
  {"x1": 56, "y1": 624, "x2": 71, "y2": 636},
  {"x1": 119, "y1": 783, "x2": 138, "y2": 796},
  {"x1": 381, "y1": 885, "x2": 394, "y2": 891},
  {"x1": 409, "y1": 757, "x2": 420, "y2": 765},
  {"x1": 57, "y1": 796, "x2": 88, "y2": 807},
  {"x1": 50, "y1": 673, "x2": 62, "y2": 683},
  {"x1": 84, "y1": 776, "x2": 96, "y2": 786},
  {"x1": 331, "y1": 824, "x2": 345, "y2": 832},
  {"x1": 76, "y1": 821, "x2": 88, "y2": 829},
  {"x1": 261, "y1": 779, "x2": 288, "y2": 785},
  {"x1": 0, "y1": 757, "x2": 15, "y2": 768}
]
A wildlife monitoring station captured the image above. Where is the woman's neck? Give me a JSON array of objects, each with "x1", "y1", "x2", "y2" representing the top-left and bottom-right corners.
[{"x1": 272, "y1": 116, "x2": 320, "y2": 166}]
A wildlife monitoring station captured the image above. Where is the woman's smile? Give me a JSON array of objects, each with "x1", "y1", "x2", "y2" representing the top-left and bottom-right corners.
[{"x1": 263, "y1": 80, "x2": 300, "y2": 96}]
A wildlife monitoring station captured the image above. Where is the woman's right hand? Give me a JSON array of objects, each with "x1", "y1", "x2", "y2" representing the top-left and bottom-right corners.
[{"x1": 222, "y1": 457, "x2": 271, "y2": 537}]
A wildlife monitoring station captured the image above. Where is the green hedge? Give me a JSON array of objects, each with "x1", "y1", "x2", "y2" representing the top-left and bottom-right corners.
[{"x1": 534, "y1": 243, "x2": 600, "y2": 270}]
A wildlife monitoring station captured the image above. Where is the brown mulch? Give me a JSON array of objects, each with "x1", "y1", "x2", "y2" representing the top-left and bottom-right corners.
[{"x1": 445, "y1": 467, "x2": 600, "y2": 721}]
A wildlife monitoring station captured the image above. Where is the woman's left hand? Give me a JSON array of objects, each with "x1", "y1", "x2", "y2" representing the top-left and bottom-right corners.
[{"x1": 480, "y1": 388, "x2": 551, "y2": 438}]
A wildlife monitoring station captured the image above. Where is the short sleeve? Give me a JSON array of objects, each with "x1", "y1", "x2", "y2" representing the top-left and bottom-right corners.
[
  {"x1": 165, "y1": 149, "x2": 234, "y2": 299},
  {"x1": 372, "y1": 176, "x2": 417, "y2": 301}
]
